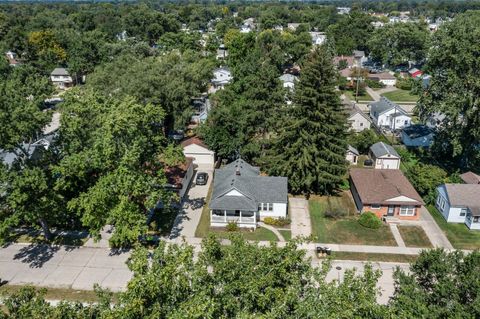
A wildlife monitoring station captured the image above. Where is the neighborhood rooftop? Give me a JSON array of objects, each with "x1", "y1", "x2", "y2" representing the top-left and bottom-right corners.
[
  {"x1": 350, "y1": 168, "x2": 424, "y2": 205},
  {"x1": 51, "y1": 67, "x2": 69, "y2": 76},
  {"x1": 209, "y1": 158, "x2": 288, "y2": 211},
  {"x1": 370, "y1": 97, "x2": 406, "y2": 115},
  {"x1": 460, "y1": 171, "x2": 480, "y2": 185},
  {"x1": 370, "y1": 141, "x2": 400, "y2": 158},
  {"x1": 402, "y1": 124, "x2": 432, "y2": 139},
  {"x1": 443, "y1": 184, "x2": 480, "y2": 216}
]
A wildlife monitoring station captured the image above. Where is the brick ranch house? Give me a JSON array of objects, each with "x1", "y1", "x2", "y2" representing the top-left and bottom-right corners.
[{"x1": 349, "y1": 168, "x2": 424, "y2": 220}]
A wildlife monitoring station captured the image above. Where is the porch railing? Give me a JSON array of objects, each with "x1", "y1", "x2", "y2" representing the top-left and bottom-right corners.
[{"x1": 211, "y1": 215, "x2": 256, "y2": 224}]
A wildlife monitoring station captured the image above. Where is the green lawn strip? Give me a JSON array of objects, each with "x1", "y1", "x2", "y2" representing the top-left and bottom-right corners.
[
  {"x1": 428, "y1": 205, "x2": 480, "y2": 250},
  {"x1": 9, "y1": 232, "x2": 89, "y2": 246},
  {"x1": 0, "y1": 285, "x2": 119, "y2": 304},
  {"x1": 309, "y1": 195, "x2": 397, "y2": 246},
  {"x1": 343, "y1": 90, "x2": 374, "y2": 102},
  {"x1": 278, "y1": 229, "x2": 292, "y2": 241},
  {"x1": 194, "y1": 183, "x2": 214, "y2": 238},
  {"x1": 328, "y1": 251, "x2": 418, "y2": 263},
  {"x1": 381, "y1": 89, "x2": 418, "y2": 102},
  {"x1": 208, "y1": 226, "x2": 279, "y2": 242},
  {"x1": 398, "y1": 225, "x2": 432, "y2": 248}
]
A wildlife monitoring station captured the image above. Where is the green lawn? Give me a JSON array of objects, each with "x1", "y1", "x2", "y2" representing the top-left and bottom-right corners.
[
  {"x1": 428, "y1": 205, "x2": 480, "y2": 250},
  {"x1": 309, "y1": 194, "x2": 397, "y2": 246},
  {"x1": 328, "y1": 251, "x2": 417, "y2": 263},
  {"x1": 0, "y1": 285, "x2": 118, "y2": 303},
  {"x1": 279, "y1": 229, "x2": 292, "y2": 241},
  {"x1": 398, "y1": 226, "x2": 432, "y2": 248},
  {"x1": 343, "y1": 90, "x2": 374, "y2": 102},
  {"x1": 381, "y1": 89, "x2": 419, "y2": 102},
  {"x1": 208, "y1": 227, "x2": 279, "y2": 242}
]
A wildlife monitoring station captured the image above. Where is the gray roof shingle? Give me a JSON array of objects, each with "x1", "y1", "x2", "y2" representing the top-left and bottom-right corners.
[
  {"x1": 209, "y1": 158, "x2": 288, "y2": 211},
  {"x1": 443, "y1": 184, "x2": 480, "y2": 216},
  {"x1": 370, "y1": 142, "x2": 400, "y2": 158},
  {"x1": 370, "y1": 97, "x2": 406, "y2": 116}
]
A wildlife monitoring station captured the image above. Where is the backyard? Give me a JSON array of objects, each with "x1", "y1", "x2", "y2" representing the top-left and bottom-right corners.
[
  {"x1": 309, "y1": 193, "x2": 397, "y2": 246},
  {"x1": 381, "y1": 89, "x2": 419, "y2": 103},
  {"x1": 428, "y1": 205, "x2": 480, "y2": 250},
  {"x1": 343, "y1": 90, "x2": 374, "y2": 102}
]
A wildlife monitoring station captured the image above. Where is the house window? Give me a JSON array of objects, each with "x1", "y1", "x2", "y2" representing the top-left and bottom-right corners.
[
  {"x1": 259, "y1": 203, "x2": 273, "y2": 211},
  {"x1": 474, "y1": 217, "x2": 479, "y2": 223},
  {"x1": 371, "y1": 204, "x2": 381, "y2": 209},
  {"x1": 360, "y1": 122, "x2": 363, "y2": 127},
  {"x1": 268, "y1": 203, "x2": 273, "y2": 211},
  {"x1": 404, "y1": 120, "x2": 409, "y2": 125},
  {"x1": 460, "y1": 208, "x2": 467, "y2": 217},
  {"x1": 436, "y1": 195, "x2": 445, "y2": 211},
  {"x1": 400, "y1": 206, "x2": 416, "y2": 216}
]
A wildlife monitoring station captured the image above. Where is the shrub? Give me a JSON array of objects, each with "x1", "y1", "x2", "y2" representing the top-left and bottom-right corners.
[
  {"x1": 264, "y1": 217, "x2": 291, "y2": 227},
  {"x1": 365, "y1": 79, "x2": 385, "y2": 89},
  {"x1": 226, "y1": 222, "x2": 238, "y2": 232},
  {"x1": 358, "y1": 212, "x2": 382, "y2": 229}
]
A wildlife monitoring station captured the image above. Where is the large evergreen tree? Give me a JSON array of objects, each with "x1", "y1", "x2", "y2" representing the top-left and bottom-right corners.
[{"x1": 266, "y1": 46, "x2": 348, "y2": 195}]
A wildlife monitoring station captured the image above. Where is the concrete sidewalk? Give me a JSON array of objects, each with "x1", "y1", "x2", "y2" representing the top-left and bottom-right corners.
[{"x1": 0, "y1": 244, "x2": 131, "y2": 292}]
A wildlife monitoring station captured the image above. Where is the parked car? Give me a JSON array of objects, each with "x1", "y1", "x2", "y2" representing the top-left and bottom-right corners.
[
  {"x1": 168, "y1": 130, "x2": 184, "y2": 141},
  {"x1": 364, "y1": 159, "x2": 374, "y2": 166},
  {"x1": 196, "y1": 172, "x2": 208, "y2": 185}
]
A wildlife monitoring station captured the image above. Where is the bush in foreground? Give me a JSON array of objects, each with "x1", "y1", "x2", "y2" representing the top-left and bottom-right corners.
[{"x1": 358, "y1": 211, "x2": 382, "y2": 229}]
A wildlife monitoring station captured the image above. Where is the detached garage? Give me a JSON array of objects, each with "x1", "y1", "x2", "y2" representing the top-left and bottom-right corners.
[{"x1": 181, "y1": 137, "x2": 215, "y2": 169}]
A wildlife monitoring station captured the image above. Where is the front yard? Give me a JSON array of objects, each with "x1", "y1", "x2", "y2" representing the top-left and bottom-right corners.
[
  {"x1": 428, "y1": 205, "x2": 480, "y2": 250},
  {"x1": 309, "y1": 193, "x2": 397, "y2": 246},
  {"x1": 381, "y1": 89, "x2": 419, "y2": 103},
  {"x1": 398, "y1": 226, "x2": 432, "y2": 248},
  {"x1": 195, "y1": 185, "x2": 280, "y2": 241}
]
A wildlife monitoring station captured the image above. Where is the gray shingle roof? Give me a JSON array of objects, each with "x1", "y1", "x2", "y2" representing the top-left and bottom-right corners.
[
  {"x1": 370, "y1": 97, "x2": 406, "y2": 116},
  {"x1": 370, "y1": 142, "x2": 400, "y2": 158},
  {"x1": 347, "y1": 145, "x2": 359, "y2": 155},
  {"x1": 402, "y1": 124, "x2": 432, "y2": 139},
  {"x1": 51, "y1": 67, "x2": 69, "y2": 76},
  {"x1": 443, "y1": 184, "x2": 480, "y2": 216},
  {"x1": 209, "y1": 158, "x2": 288, "y2": 211},
  {"x1": 279, "y1": 74, "x2": 298, "y2": 83}
]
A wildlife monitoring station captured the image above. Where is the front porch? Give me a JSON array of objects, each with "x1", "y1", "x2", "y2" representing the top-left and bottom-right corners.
[{"x1": 210, "y1": 210, "x2": 257, "y2": 229}]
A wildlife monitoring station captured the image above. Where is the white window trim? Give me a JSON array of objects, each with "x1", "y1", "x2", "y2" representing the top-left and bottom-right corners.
[
  {"x1": 370, "y1": 204, "x2": 381, "y2": 209},
  {"x1": 399, "y1": 206, "x2": 415, "y2": 216},
  {"x1": 460, "y1": 208, "x2": 467, "y2": 217}
]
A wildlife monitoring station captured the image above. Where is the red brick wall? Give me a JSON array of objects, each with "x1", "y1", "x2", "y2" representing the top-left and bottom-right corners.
[{"x1": 362, "y1": 205, "x2": 421, "y2": 220}]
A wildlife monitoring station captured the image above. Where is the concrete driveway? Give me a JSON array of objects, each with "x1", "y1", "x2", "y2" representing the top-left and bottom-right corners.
[
  {"x1": 0, "y1": 244, "x2": 131, "y2": 292},
  {"x1": 289, "y1": 197, "x2": 312, "y2": 239},
  {"x1": 169, "y1": 165, "x2": 213, "y2": 240}
]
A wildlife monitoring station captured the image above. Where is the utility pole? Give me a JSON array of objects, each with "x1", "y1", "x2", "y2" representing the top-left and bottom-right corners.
[{"x1": 392, "y1": 102, "x2": 397, "y2": 144}]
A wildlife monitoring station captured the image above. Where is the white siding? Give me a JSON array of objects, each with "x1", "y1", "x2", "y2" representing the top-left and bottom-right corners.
[
  {"x1": 259, "y1": 202, "x2": 287, "y2": 219},
  {"x1": 346, "y1": 152, "x2": 358, "y2": 164},
  {"x1": 374, "y1": 157, "x2": 400, "y2": 169},
  {"x1": 178, "y1": 164, "x2": 194, "y2": 198},
  {"x1": 348, "y1": 112, "x2": 371, "y2": 132},
  {"x1": 446, "y1": 206, "x2": 468, "y2": 223}
]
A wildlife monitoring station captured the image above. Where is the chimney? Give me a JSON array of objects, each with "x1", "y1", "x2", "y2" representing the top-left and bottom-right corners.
[{"x1": 235, "y1": 167, "x2": 241, "y2": 176}]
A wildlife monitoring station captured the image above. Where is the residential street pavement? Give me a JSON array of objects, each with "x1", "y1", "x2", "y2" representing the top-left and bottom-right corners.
[{"x1": 0, "y1": 244, "x2": 131, "y2": 292}]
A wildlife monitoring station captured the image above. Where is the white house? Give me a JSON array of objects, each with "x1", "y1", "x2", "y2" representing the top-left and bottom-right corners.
[
  {"x1": 346, "y1": 145, "x2": 359, "y2": 165},
  {"x1": 401, "y1": 124, "x2": 434, "y2": 148},
  {"x1": 216, "y1": 44, "x2": 228, "y2": 60},
  {"x1": 210, "y1": 67, "x2": 233, "y2": 92},
  {"x1": 369, "y1": 97, "x2": 411, "y2": 131},
  {"x1": 279, "y1": 73, "x2": 298, "y2": 90},
  {"x1": 345, "y1": 104, "x2": 371, "y2": 132},
  {"x1": 309, "y1": 32, "x2": 326, "y2": 46},
  {"x1": 50, "y1": 68, "x2": 73, "y2": 89},
  {"x1": 181, "y1": 137, "x2": 215, "y2": 170},
  {"x1": 209, "y1": 158, "x2": 288, "y2": 229},
  {"x1": 368, "y1": 72, "x2": 397, "y2": 86},
  {"x1": 287, "y1": 23, "x2": 301, "y2": 31},
  {"x1": 369, "y1": 142, "x2": 401, "y2": 170},
  {"x1": 436, "y1": 184, "x2": 480, "y2": 230}
]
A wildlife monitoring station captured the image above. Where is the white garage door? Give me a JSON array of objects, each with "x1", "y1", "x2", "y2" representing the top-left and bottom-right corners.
[{"x1": 185, "y1": 152, "x2": 214, "y2": 169}]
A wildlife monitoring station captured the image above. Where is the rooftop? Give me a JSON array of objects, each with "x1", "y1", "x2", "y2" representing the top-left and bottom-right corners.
[
  {"x1": 370, "y1": 97, "x2": 407, "y2": 116},
  {"x1": 402, "y1": 124, "x2": 433, "y2": 139},
  {"x1": 370, "y1": 142, "x2": 400, "y2": 158},
  {"x1": 460, "y1": 171, "x2": 480, "y2": 185},
  {"x1": 443, "y1": 184, "x2": 480, "y2": 216},
  {"x1": 350, "y1": 168, "x2": 424, "y2": 205},
  {"x1": 51, "y1": 67, "x2": 69, "y2": 76},
  {"x1": 209, "y1": 158, "x2": 288, "y2": 211}
]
